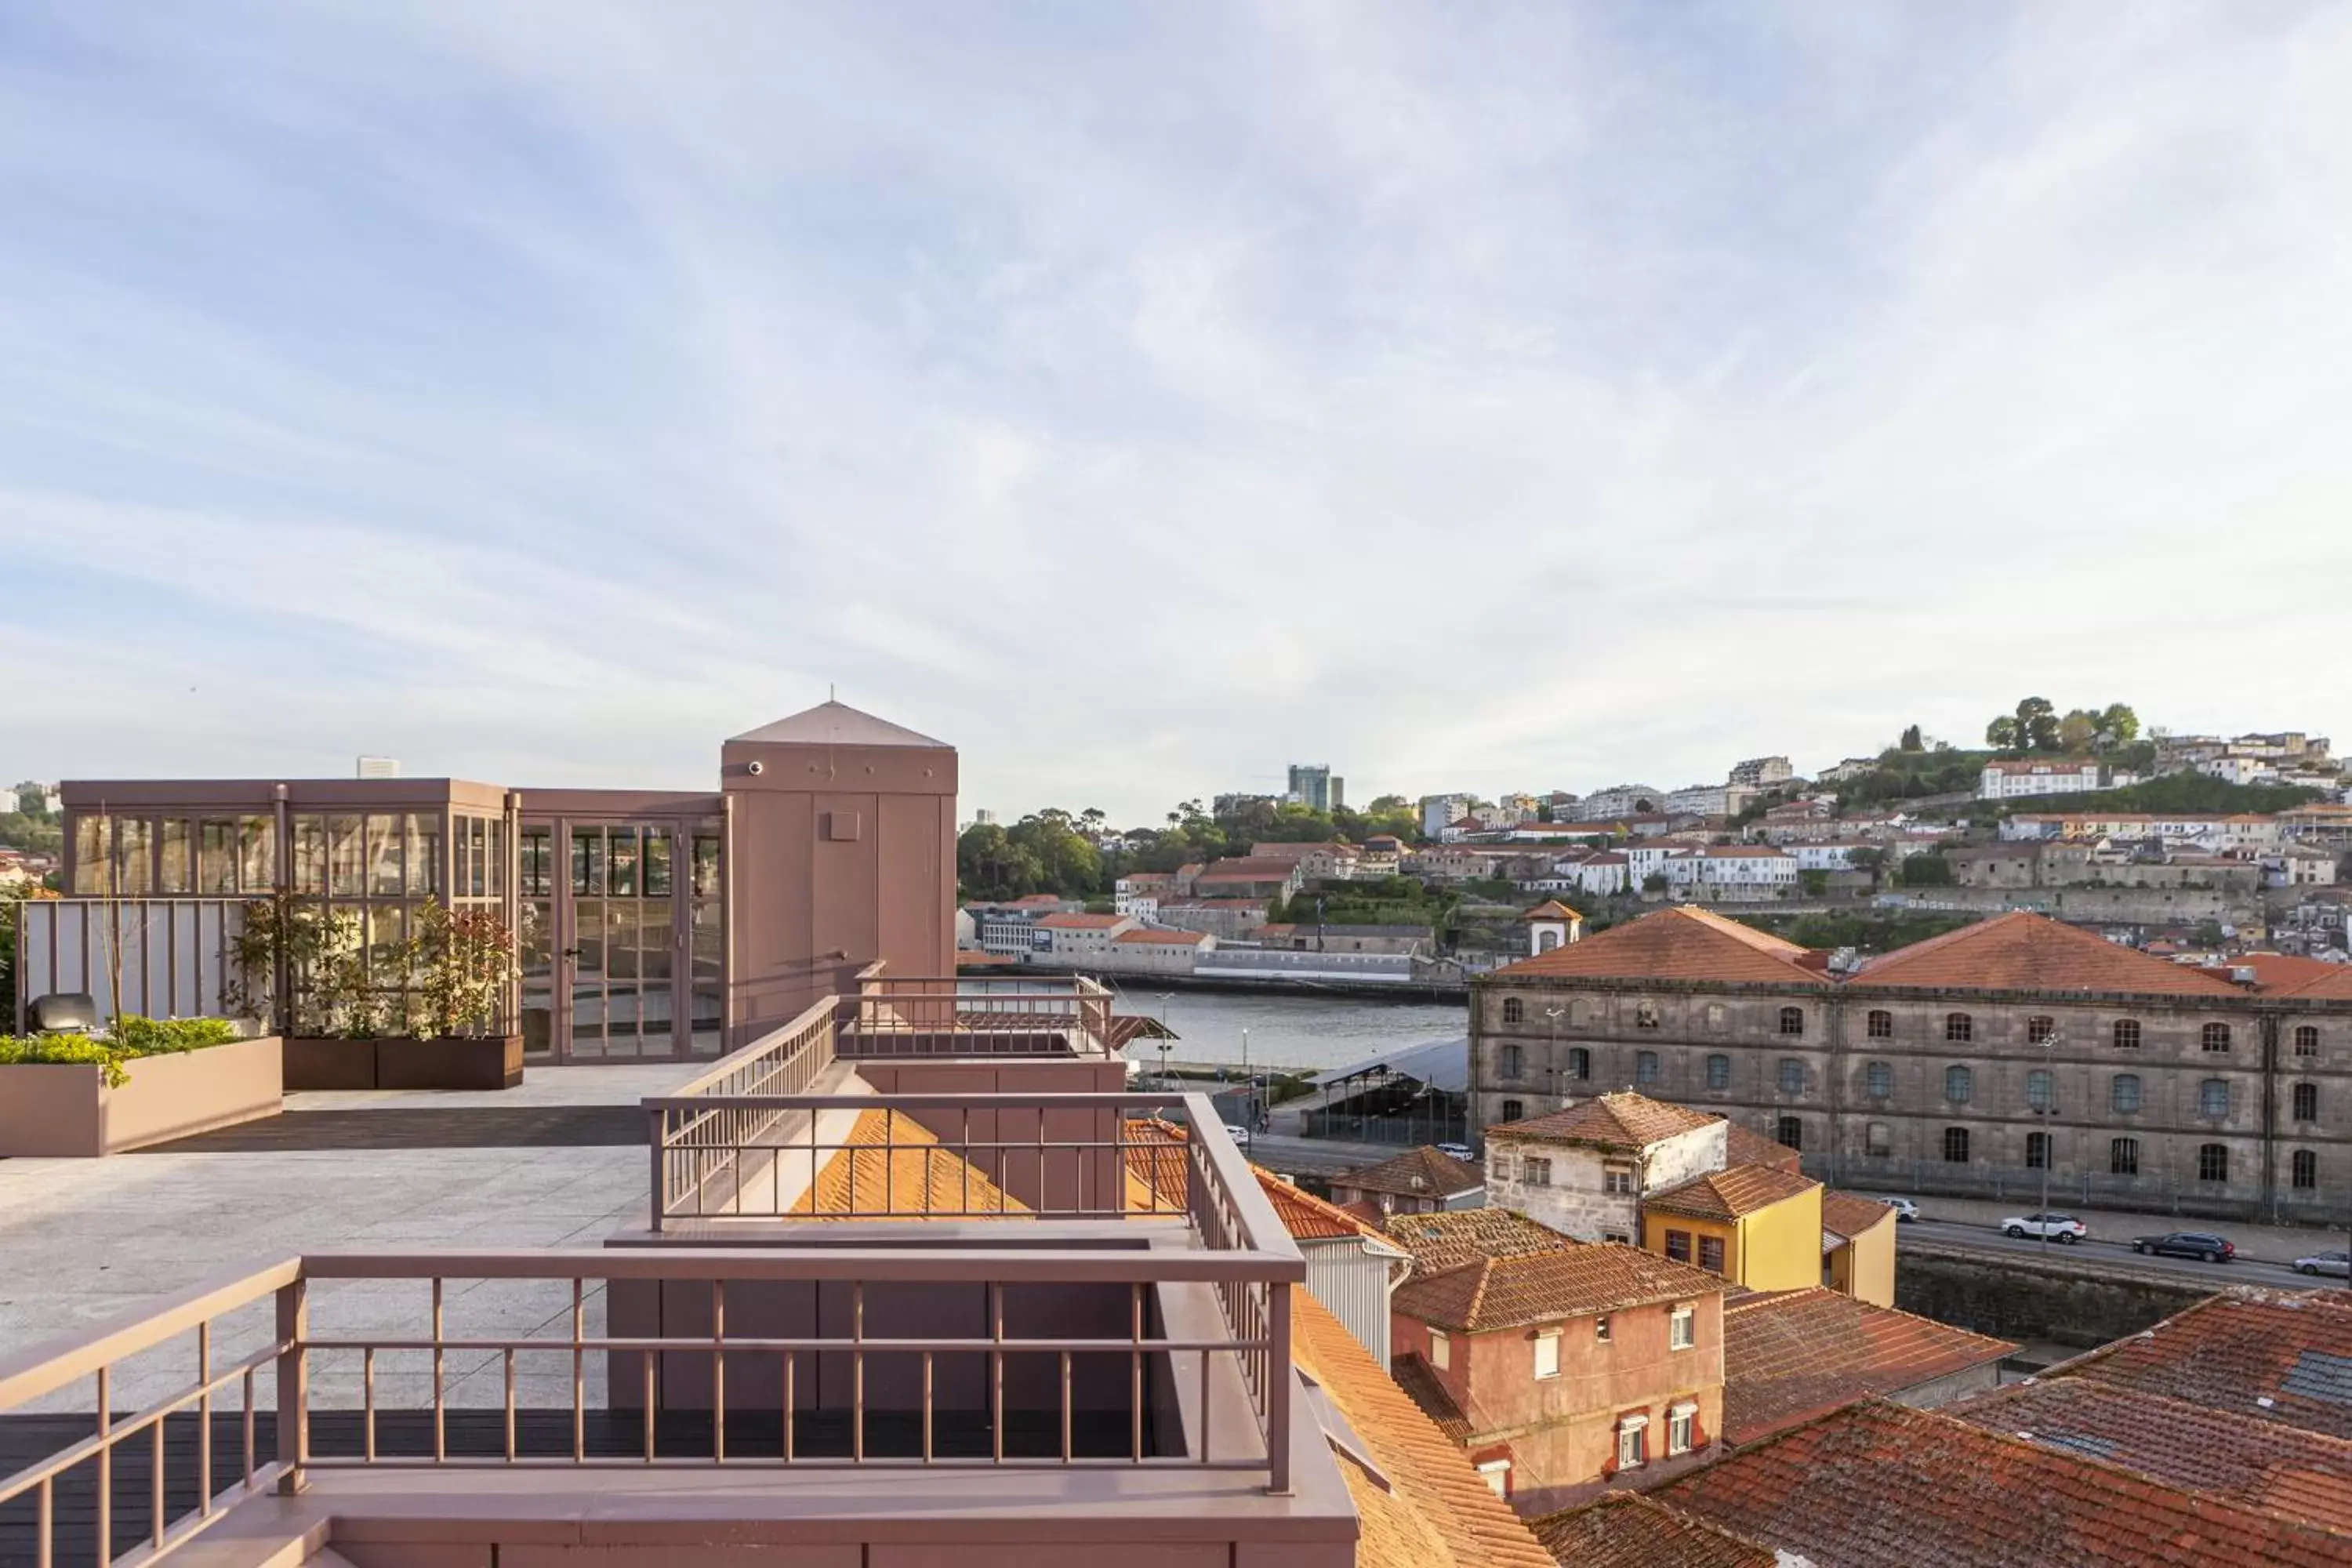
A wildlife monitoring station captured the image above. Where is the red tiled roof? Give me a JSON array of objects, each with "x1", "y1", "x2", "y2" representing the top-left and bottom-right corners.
[
  {"x1": 1488, "y1": 1091, "x2": 1722, "y2": 1152},
  {"x1": 1113, "y1": 927, "x2": 1207, "y2": 945},
  {"x1": 1719, "y1": 1287, "x2": 2013, "y2": 1446},
  {"x1": 1388, "y1": 1352, "x2": 1473, "y2": 1445},
  {"x1": 1819, "y1": 1189, "x2": 1897, "y2": 1243},
  {"x1": 1723, "y1": 1121, "x2": 1804, "y2": 1172},
  {"x1": 1491, "y1": 906, "x2": 1828, "y2": 985},
  {"x1": 1522, "y1": 898, "x2": 1583, "y2": 920},
  {"x1": 1287, "y1": 1294, "x2": 1556, "y2": 1568},
  {"x1": 1655, "y1": 1400, "x2": 2351, "y2": 1566},
  {"x1": 1394, "y1": 1243, "x2": 1724, "y2": 1332},
  {"x1": 1035, "y1": 911, "x2": 1130, "y2": 929},
  {"x1": 1382, "y1": 1207, "x2": 1570, "y2": 1276},
  {"x1": 2285, "y1": 964, "x2": 2352, "y2": 1000},
  {"x1": 1853, "y1": 910, "x2": 2243, "y2": 996},
  {"x1": 1530, "y1": 1493, "x2": 1777, "y2": 1568},
  {"x1": 1252, "y1": 1167, "x2": 1381, "y2": 1242},
  {"x1": 1645, "y1": 1163, "x2": 1820, "y2": 1223},
  {"x1": 1947, "y1": 1379, "x2": 2352, "y2": 1533},
  {"x1": 1333, "y1": 1145, "x2": 1484, "y2": 1199},
  {"x1": 2053, "y1": 1288, "x2": 2352, "y2": 1442}
]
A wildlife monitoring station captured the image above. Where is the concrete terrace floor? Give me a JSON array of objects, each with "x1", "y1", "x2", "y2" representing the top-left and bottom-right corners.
[{"x1": 0, "y1": 1065, "x2": 688, "y2": 1414}]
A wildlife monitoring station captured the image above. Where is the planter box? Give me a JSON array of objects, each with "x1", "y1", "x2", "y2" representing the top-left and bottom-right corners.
[
  {"x1": 374, "y1": 1033, "x2": 524, "y2": 1091},
  {"x1": 0, "y1": 1035, "x2": 283, "y2": 1158},
  {"x1": 285, "y1": 1035, "x2": 380, "y2": 1091}
]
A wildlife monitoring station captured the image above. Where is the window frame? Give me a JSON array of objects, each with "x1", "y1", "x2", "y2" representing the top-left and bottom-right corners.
[
  {"x1": 1778, "y1": 1006, "x2": 1805, "y2": 1037},
  {"x1": 2112, "y1": 1018, "x2": 2142, "y2": 1050},
  {"x1": 1705, "y1": 1054, "x2": 1732, "y2": 1091},
  {"x1": 2294, "y1": 1081, "x2": 2319, "y2": 1122},
  {"x1": 2111, "y1": 1135, "x2": 2140, "y2": 1177},
  {"x1": 2295, "y1": 1025, "x2": 2320, "y2": 1058},
  {"x1": 2202, "y1": 1022, "x2": 2233, "y2": 1054},
  {"x1": 2111, "y1": 1073, "x2": 2141, "y2": 1115},
  {"x1": 1668, "y1": 1305, "x2": 1696, "y2": 1351},
  {"x1": 1944, "y1": 1064, "x2": 1973, "y2": 1105},
  {"x1": 1501, "y1": 996, "x2": 1523, "y2": 1025},
  {"x1": 2197, "y1": 1142, "x2": 2229, "y2": 1184},
  {"x1": 1534, "y1": 1330, "x2": 1562, "y2": 1380},
  {"x1": 1428, "y1": 1328, "x2": 1450, "y2": 1370},
  {"x1": 1667, "y1": 1403, "x2": 1697, "y2": 1457},
  {"x1": 2293, "y1": 1149, "x2": 2318, "y2": 1190},
  {"x1": 1942, "y1": 1126, "x2": 1971, "y2": 1164},
  {"x1": 1866, "y1": 1008, "x2": 1893, "y2": 1040},
  {"x1": 1945, "y1": 1012, "x2": 1974, "y2": 1044}
]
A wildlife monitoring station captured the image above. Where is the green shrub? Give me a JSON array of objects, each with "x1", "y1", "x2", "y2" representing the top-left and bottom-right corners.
[{"x1": 0, "y1": 1015, "x2": 244, "y2": 1087}]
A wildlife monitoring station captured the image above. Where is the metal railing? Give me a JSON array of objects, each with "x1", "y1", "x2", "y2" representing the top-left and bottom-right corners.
[
  {"x1": 842, "y1": 975, "x2": 1115, "y2": 1058},
  {"x1": 13, "y1": 897, "x2": 249, "y2": 1030},
  {"x1": 0, "y1": 1242, "x2": 1301, "y2": 1565},
  {"x1": 650, "y1": 999, "x2": 839, "y2": 1225}
]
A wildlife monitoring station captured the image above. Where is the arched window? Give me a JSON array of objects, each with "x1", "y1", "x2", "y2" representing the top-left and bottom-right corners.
[
  {"x1": 2197, "y1": 1143, "x2": 2229, "y2": 1183},
  {"x1": 1635, "y1": 1051, "x2": 1660, "y2": 1087},
  {"x1": 2202, "y1": 1022, "x2": 2233, "y2": 1053},
  {"x1": 1942, "y1": 1127, "x2": 1970, "y2": 1164},
  {"x1": 2198, "y1": 1078, "x2": 2230, "y2": 1119},
  {"x1": 1944, "y1": 1065, "x2": 1973, "y2": 1104},
  {"x1": 1867, "y1": 1009, "x2": 1893, "y2": 1040},
  {"x1": 2294, "y1": 1082, "x2": 2319, "y2": 1122},
  {"x1": 2296, "y1": 1025, "x2": 2321, "y2": 1058},
  {"x1": 2294, "y1": 1149, "x2": 2319, "y2": 1189},
  {"x1": 1501, "y1": 1044, "x2": 1525, "y2": 1080},
  {"x1": 2111, "y1": 1018, "x2": 2141, "y2": 1050},
  {"x1": 1566, "y1": 1047, "x2": 1592, "y2": 1080},
  {"x1": 1945, "y1": 1013, "x2": 1974, "y2": 1044},
  {"x1": 1501, "y1": 997, "x2": 1523, "y2": 1025},
  {"x1": 1537, "y1": 930, "x2": 1559, "y2": 953},
  {"x1": 2111, "y1": 1136, "x2": 2140, "y2": 1176},
  {"x1": 2111, "y1": 1074, "x2": 2141, "y2": 1114},
  {"x1": 1778, "y1": 1058, "x2": 1805, "y2": 1095},
  {"x1": 1864, "y1": 1061, "x2": 1893, "y2": 1099},
  {"x1": 2026, "y1": 1069, "x2": 2053, "y2": 1111},
  {"x1": 1866, "y1": 1121, "x2": 1892, "y2": 1156},
  {"x1": 1775, "y1": 1116, "x2": 1803, "y2": 1152},
  {"x1": 2027, "y1": 1015, "x2": 2057, "y2": 1045},
  {"x1": 1779, "y1": 1007, "x2": 1805, "y2": 1037},
  {"x1": 1635, "y1": 1000, "x2": 1661, "y2": 1029},
  {"x1": 1499, "y1": 1098, "x2": 1524, "y2": 1124},
  {"x1": 2026, "y1": 1131, "x2": 2050, "y2": 1170},
  {"x1": 1705, "y1": 1054, "x2": 1731, "y2": 1091}
]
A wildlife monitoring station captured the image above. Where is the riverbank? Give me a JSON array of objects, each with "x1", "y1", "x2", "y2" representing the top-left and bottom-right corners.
[
  {"x1": 1023, "y1": 964, "x2": 1468, "y2": 1002},
  {"x1": 1073, "y1": 984, "x2": 1468, "y2": 1072}
]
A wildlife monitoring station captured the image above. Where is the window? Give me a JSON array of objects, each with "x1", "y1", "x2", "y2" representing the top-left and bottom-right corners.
[
  {"x1": 1635, "y1": 1051, "x2": 1660, "y2": 1087},
  {"x1": 1491, "y1": 1154, "x2": 1513, "y2": 1183},
  {"x1": 1942, "y1": 1127, "x2": 1971, "y2": 1164},
  {"x1": 2197, "y1": 1143, "x2": 2229, "y2": 1183},
  {"x1": 1867, "y1": 1009, "x2": 1893, "y2": 1040},
  {"x1": 1945, "y1": 1012, "x2": 1974, "y2": 1043},
  {"x1": 1664, "y1": 1229, "x2": 1692, "y2": 1262},
  {"x1": 2199, "y1": 1078, "x2": 2230, "y2": 1119},
  {"x1": 1779, "y1": 1007, "x2": 1805, "y2": 1037},
  {"x1": 2111, "y1": 1074, "x2": 2141, "y2": 1114},
  {"x1": 1523, "y1": 1156, "x2": 1552, "y2": 1187},
  {"x1": 1668, "y1": 1403, "x2": 1697, "y2": 1457},
  {"x1": 1706, "y1": 1003, "x2": 1728, "y2": 1033},
  {"x1": 1501, "y1": 1044, "x2": 1525, "y2": 1080},
  {"x1": 1775, "y1": 1116, "x2": 1802, "y2": 1152},
  {"x1": 2026, "y1": 1069, "x2": 2053, "y2": 1111},
  {"x1": 1944, "y1": 1065, "x2": 1973, "y2": 1104},
  {"x1": 1864, "y1": 1060, "x2": 1893, "y2": 1099},
  {"x1": 1534, "y1": 1331, "x2": 1561, "y2": 1380},
  {"x1": 2294, "y1": 1149, "x2": 2319, "y2": 1189},
  {"x1": 2027, "y1": 1015, "x2": 2057, "y2": 1045},
  {"x1": 1617, "y1": 1417, "x2": 1647, "y2": 1470},
  {"x1": 1604, "y1": 1164, "x2": 1635, "y2": 1196},
  {"x1": 1706, "y1": 1054, "x2": 1732, "y2": 1091},
  {"x1": 1595, "y1": 1314, "x2": 1612, "y2": 1342},
  {"x1": 2202, "y1": 1022, "x2": 2232, "y2": 1053},
  {"x1": 1477, "y1": 1458, "x2": 1510, "y2": 1498},
  {"x1": 1866, "y1": 1120, "x2": 1892, "y2": 1156},
  {"x1": 2026, "y1": 1131, "x2": 2050, "y2": 1170},
  {"x1": 2296, "y1": 1082, "x2": 2320, "y2": 1122},
  {"x1": 1698, "y1": 1235, "x2": 1726, "y2": 1274},
  {"x1": 1568, "y1": 1047, "x2": 1592, "y2": 1080},
  {"x1": 1669, "y1": 1305, "x2": 1696, "y2": 1350},
  {"x1": 1428, "y1": 1329, "x2": 1450, "y2": 1370},
  {"x1": 1636, "y1": 1000, "x2": 1661, "y2": 1029},
  {"x1": 2112, "y1": 1018, "x2": 2141, "y2": 1050},
  {"x1": 2111, "y1": 1136, "x2": 2140, "y2": 1176},
  {"x1": 2296, "y1": 1025, "x2": 2321, "y2": 1058},
  {"x1": 1778, "y1": 1058, "x2": 1805, "y2": 1094},
  {"x1": 1501, "y1": 997, "x2": 1523, "y2": 1025}
]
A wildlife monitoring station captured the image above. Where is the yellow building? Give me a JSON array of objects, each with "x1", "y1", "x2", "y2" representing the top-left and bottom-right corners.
[
  {"x1": 1640, "y1": 1163, "x2": 1823, "y2": 1294},
  {"x1": 1820, "y1": 1190, "x2": 1898, "y2": 1308}
]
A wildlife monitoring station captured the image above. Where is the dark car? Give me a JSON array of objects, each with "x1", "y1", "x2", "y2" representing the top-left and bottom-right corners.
[{"x1": 2132, "y1": 1230, "x2": 2235, "y2": 1262}]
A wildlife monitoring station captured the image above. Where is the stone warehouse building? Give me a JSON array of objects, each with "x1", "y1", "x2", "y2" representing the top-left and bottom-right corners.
[{"x1": 1469, "y1": 907, "x2": 2352, "y2": 1221}]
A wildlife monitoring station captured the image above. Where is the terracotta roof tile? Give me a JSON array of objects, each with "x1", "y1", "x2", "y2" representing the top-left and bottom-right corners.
[
  {"x1": 1490, "y1": 906, "x2": 1829, "y2": 985},
  {"x1": 1034, "y1": 912, "x2": 1131, "y2": 929},
  {"x1": 1287, "y1": 1294, "x2": 1555, "y2": 1568},
  {"x1": 1522, "y1": 899, "x2": 1584, "y2": 921},
  {"x1": 1120, "y1": 1117, "x2": 1190, "y2": 1212},
  {"x1": 1720, "y1": 1287, "x2": 2014, "y2": 1446},
  {"x1": 789, "y1": 1110, "x2": 1029, "y2": 1219},
  {"x1": 1723, "y1": 1121, "x2": 1804, "y2": 1172},
  {"x1": 1382, "y1": 1207, "x2": 1569, "y2": 1276},
  {"x1": 1645, "y1": 1163, "x2": 1820, "y2": 1223},
  {"x1": 1529, "y1": 1492, "x2": 1777, "y2": 1568},
  {"x1": 1388, "y1": 1352, "x2": 1473, "y2": 1445},
  {"x1": 1112, "y1": 927, "x2": 1207, "y2": 944},
  {"x1": 1655, "y1": 1401, "x2": 2352, "y2": 1566},
  {"x1": 2286, "y1": 964, "x2": 2352, "y2": 1000},
  {"x1": 1948, "y1": 1379, "x2": 2352, "y2": 1532},
  {"x1": 2053, "y1": 1288, "x2": 2352, "y2": 1442},
  {"x1": 1853, "y1": 910, "x2": 2245, "y2": 996},
  {"x1": 1333, "y1": 1145, "x2": 1484, "y2": 1199},
  {"x1": 1394, "y1": 1242, "x2": 1725, "y2": 1332},
  {"x1": 1819, "y1": 1189, "x2": 1897, "y2": 1243},
  {"x1": 1253, "y1": 1167, "x2": 1385, "y2": 1243},
  {"x1": 1488, "y1": 1091, "x2": 1722, "y2": 1152}
]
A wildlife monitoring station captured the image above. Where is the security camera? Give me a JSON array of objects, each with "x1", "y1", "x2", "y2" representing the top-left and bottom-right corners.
[{"x1": 747, "y1": 760, "x2": 764, "y2": 775}]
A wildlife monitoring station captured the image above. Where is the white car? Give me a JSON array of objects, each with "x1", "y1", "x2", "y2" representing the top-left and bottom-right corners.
[
  {"x1": 1222, "y1": 1123, "x2": 1252, "y2": 1147},
  {"x1": 2002, "y1": 1211, "x2": 2088, "y2": 1243},
  {"x1": 1875, "y1": 1196, "x2": 1922, "y2": 1223},
  {"x1": 2296, "y1": 1250, "x2": 2351, "y2": 1278},
  {"x1": 1436, "y1": 1142, "x2": 1475, "y2": 1163}
]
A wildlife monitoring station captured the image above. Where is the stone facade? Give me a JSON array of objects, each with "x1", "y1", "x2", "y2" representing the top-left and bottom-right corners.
[
  {"x1": 1486, "y1": 1121, "x2": 1726, "y2": 1243},
  {"x1": 1472, "y1": 976, "x2": 2352, "y2": 1222}
]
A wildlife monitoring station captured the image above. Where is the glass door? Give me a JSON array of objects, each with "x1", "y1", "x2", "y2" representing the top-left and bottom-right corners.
[{"x1": 530, "y1": 817, "x2": 718, "y2": 1063}]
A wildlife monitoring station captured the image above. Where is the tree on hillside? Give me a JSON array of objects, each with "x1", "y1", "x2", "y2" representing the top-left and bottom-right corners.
[
  {"x1": 1899, "y1": 725, "x2": 1924, "y2": 752},
  {"x1": 1986, "y1": 696, "x2": 2061, "y2": 753}
]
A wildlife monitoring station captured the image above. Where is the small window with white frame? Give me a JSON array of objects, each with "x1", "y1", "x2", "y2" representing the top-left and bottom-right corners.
[
  {"x1": 1523, "y1": 1156, "x2": 1552, "y2": 1187},
  {"x1": 1534, "y1": 1329, "x2": 1562, "y2": 1379},
  {"x1": 1603, "y1": 1163, "x2": 1635, "y2": 1196},
  {"x1": 1616, "y1": 1414, "x2": 1648, "y2": 1470},
  {"x1": 1668, "y1": 1402, "x2": 1697, "y2": 1456},
  {"x1": 1428, "y1": 1328, "x2": 1450, "y2": 1370},
  {"x1": 1476, "y1": 1457, "x2": 1511, "y2": 1498},
  {"x1": 1669, "y1": 1304, "x2": 1696, "y2": 1350}
]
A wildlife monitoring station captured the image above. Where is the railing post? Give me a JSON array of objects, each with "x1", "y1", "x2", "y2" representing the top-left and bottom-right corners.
[
  {"x1": 1265, "y1": 1279, "x2": 1291, "y2": 1495},
  {"x1": 275, "y1": 1274, "x2": 308, "y2": 1495},
  {"x1": 648, "y1": 1106, "x2": 667, "y2": 1232}
]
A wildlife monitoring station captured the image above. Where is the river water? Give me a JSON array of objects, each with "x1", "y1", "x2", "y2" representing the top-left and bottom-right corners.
[{"x1": 1095, "y1": 985, "x2": 1468, "y2": 1074}]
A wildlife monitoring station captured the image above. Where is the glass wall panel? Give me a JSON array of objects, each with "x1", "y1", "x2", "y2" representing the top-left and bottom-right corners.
[
  {"x1": 644, "y1": 830, "x2": 673, "y2": 898},
  {"x1": 327, "y1": 815, "x2": 365, "y2": 897},
  {"x1": 488, "y1": 818, "x2": 506, "y2": 898},
  {"x1": 521, "y1": 828, "x2": 552, "y2": 897},
  {"x1": 241, "y1": 816, "x2": 278, "y2": 892},
  {"x1": 292, "y1": 817, "x2": 328, "y2": 895},
  {"x1": 572, "y1": 829, "x2": 604, "y2": 897},
  {"x1": 159, "y1": 819, "x2": 191, "y2": 894},
  {"x1": 609, "y1": 827, "x2": 639, "y2": 898},
  {"x1": 691, "y1": 892, "x2": 724, "y2": 1056},
  {"x1": 691, "y1": 832, "x2": 722, "y2": 898},
  {"x1": 367, "y1": 815, "x2": 404, "y2": 897},
  {"x1": 199, "y1": 820, "x2": 238, "y2": 894},
  {"x1": 405, "y1": 815, "x2": 443, "y2": 897},
  {"x1": 114, "y1": 818, "x2": 153, "y2": 895},
  {"x1": 519, "y1": 898, "x2": 553, "y2": 1058},
  {"x1": 74, "y1": 815, "x2": 109, "y2": 895}
]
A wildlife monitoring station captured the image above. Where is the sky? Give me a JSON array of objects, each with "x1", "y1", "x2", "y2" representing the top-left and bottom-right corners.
[{"x1": 3, "y1": 2, "x2": 2349, "y2": 825}]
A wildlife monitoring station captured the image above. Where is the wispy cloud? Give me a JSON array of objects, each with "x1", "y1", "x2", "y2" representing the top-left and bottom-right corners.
[{"x1": 2, "y1": 2, "x2": 2348, "y2": 815}]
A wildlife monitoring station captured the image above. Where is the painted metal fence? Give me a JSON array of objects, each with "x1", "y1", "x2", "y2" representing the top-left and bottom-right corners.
[{"x1": 12, "y1": 898, "x2": 249, "y2": 1029}]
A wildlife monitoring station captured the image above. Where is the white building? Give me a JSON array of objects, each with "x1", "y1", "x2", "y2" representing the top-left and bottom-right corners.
[
  {"x1": 1977, "y1": 760, "x2": 2107, "y2": 800},
  {"x1": 1420, "y1": 793, "x2": 1475, "y2": 837},
  {"x1": 1664, "y1": 783, "x2": 1730, "y2": 817},
  {"x1": 1033, "y1": 912, "x2": 1139, "y2": 960},
  {"x1": 1791, "y1": 841, "x2": 1877, "y2": 873},
  {"x1": 1114, "y1": 873, "x2": 1174, "y2": 920},
  {"x1": 1483, "y1": 1094, "x2": 1731, "y2": 1245},
  {"x1": 1657, "y1": 845, "x2": 1799, "y2": 897},
  {"x1": 2202, "y1": 755, "x2": 2280, "y2": 786},
  {"x1": 1581, "y1": 784, "x2": 1665, "y2": 820},
  {"x1": 1728, "y1": 757, "x2": 1795, "y2": 788}
]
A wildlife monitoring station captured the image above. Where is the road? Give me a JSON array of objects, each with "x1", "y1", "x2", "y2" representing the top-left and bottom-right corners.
[{"x1": 1901, "y1": 1216, "x2": 2337, "y2": 1290}]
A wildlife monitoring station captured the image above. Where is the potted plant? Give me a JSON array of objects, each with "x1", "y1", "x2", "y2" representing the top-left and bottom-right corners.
[
  {"x1": 376, "y1": 899, "x2": 524, "y2": 1091},
  {"x1": 230, "y1": 894, "x2": 376, "y2": 1090},
  {"x1": 0, "y1": 1014, "x2": 282, "y2": 1156}
]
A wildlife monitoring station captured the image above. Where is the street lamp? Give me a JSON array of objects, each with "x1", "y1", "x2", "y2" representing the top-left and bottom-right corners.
[
  {"x1": 1545, "y1": 1004, "x2": 1567, "y2": 1108},
  {"x1": 1157, "y1": 992, "x2": 1175, "y2": 1091},
  {"x1": 2031, "y1": 1025, "x2": 2062, "y2": 1256}
]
